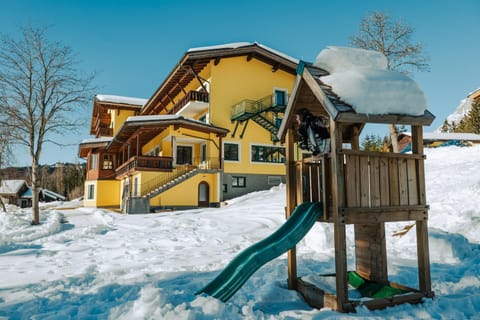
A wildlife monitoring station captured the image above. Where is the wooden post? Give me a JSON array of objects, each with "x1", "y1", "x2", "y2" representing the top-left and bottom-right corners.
[
  {"x1": 411, "y1": 125, "x2": 432, "y2": 295},
  {"x1": 285, "y1": 129, "x2": 298, "y2": 290},
  {"x1": 329, "y1": 120, "x2": 349, "y2": 312},
  {"x1": 351, "y1": 129, "x2": 388, "y2": 283}
]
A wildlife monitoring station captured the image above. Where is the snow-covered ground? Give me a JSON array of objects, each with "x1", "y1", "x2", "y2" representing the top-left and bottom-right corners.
[{"x1": 1, "y1": 145, "x2": 480, "y2": 319}]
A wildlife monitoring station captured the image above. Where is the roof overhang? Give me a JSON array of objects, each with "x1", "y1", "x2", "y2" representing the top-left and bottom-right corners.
[
  {"x1": 78, "y1": 138, "x2": 112, "y2": 158},
  {"x1": 89, "y1": 95, "x2": 145, "y2": 135},
  {"x1": 106, "y1": 115, "x2": 229, "y2": 153},
  {"x1": 141, "y1": 42, "x2": 299, "y2": 115}
]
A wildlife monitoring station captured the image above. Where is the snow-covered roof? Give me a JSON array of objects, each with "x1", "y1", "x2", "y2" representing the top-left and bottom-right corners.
[
  {"x1": 126, "y1": 115, "x2": 181, "y2": 123},
  {"x1": 314, "y1": 46, "x2": 427, "y2": 116},
  {"x1": 42, "y1": 189, "x2": 67, "y2": 201},
  {"x1": 0, "y1": 180, "x2": 26, "y2": 195},
  {"x1": 187, "y1": 42, "x2": 299, "y2": 64},
  {"x1": 80, "y1": 137, "x2": 113, "y2": 144},
  {"x1": 95, "y1": 94, "x2": 148, "y2": 107}
]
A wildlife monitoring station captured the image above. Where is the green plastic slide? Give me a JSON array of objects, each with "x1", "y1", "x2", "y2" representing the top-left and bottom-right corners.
[{"x1": 196, "y1": 202, "x2": 323, "y2": 302}]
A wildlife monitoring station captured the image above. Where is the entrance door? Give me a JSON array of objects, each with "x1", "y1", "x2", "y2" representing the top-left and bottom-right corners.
[
  {"x1": 198, "y1": 182, "x2": 209, "y2": 207},
  {"x1": 176, "y1": 146, "x2": 193, "y2": 165}
]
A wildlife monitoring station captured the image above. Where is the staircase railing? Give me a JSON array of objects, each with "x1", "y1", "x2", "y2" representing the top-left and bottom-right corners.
[
  {"x1": 139, "y1": 157, "x2": 221, "y2": 198},
  {"x1": 140, "y1": 165, "x2": 196, "y2": 197}
]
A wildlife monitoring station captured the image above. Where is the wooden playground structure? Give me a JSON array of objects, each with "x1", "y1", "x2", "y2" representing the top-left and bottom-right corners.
[{"x1": 278, "y1": 62, "x2": 435, "y2": 312}]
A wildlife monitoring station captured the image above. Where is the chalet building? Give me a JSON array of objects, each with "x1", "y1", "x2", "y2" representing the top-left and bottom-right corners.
[
  {"x1": 0, "y1": 180, "x2": 29, "y2": 208},
  {"x1": 0, "y1": 179, "x2": 66, "y2": 208},
  {"x1": 79, "y1": 42, "x2": 298, "y2": 213}
]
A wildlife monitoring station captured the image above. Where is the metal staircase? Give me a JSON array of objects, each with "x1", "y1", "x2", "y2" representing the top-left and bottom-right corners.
[{"x1": 230, "y1": 94, "x2": 287, "y2": 141}]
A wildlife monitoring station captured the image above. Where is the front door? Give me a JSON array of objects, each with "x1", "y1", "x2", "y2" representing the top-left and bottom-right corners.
[
  {"x1": 177, "y1": 146, "x2": 193, "y2": 165},
  {"x1": 198, "y1": 182, "x2": 209, "y2": 207}
]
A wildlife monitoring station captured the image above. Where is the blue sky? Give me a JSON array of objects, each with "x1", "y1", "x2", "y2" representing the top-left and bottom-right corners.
[{"x1": 1, "y1": 0, "x2": 479, "y2": 165}]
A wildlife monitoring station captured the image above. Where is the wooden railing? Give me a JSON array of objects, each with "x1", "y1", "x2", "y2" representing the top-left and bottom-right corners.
[
  {"x1": 171, "y1": 90, "x2": 209, "y2": 114},
  {"x1": 340, "y1": 150, "x2": 425, "y2": 208},
  {"x1": 115, "y1": 155, "x2": 173, "y2": 177},
  {"x1": 295, "y1": 156, "x2": 330, "y2": 220},
  {"x1": 97, "y1": 127, "x2": 113, "y2": 137}
]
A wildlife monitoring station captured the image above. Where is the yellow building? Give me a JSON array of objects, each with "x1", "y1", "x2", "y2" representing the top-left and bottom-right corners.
[{"x1": 78, "y1": 42, "x2": 298, "y2": 212}]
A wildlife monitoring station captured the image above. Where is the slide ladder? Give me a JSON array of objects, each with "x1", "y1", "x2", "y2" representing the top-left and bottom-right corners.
[{"x1": 196, "y1": 202, "x2": 322, "y2": 302}]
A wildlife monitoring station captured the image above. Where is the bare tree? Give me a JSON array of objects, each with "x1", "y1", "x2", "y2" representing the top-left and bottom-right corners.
[
  {"x1": 0, "y1": 127, "x2": 12, "y2": 213},
  {"x1": 0, "y1": 25, "x2": 94, "y2": 224},
  {"x1": 350, "y1": 12, "x2": 429, "y2": 152}
]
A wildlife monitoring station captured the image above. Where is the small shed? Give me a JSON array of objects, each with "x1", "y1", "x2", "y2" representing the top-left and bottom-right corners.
[{"x1": 278, "y1": 54, "x2": 435, "y2": 312}]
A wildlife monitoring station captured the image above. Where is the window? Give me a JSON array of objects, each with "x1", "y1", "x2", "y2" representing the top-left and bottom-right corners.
[
  {"x1": 133, "y1": 177, "x2": 139, "y2": 196},
  {"x1": 223, "y1": 184, "x2": 228, "y2": 193},
  {"x1": 102, "y1": 154, "x2": 114, "y2": 170},
  {"x1": 201, "y1": 144, "x2": 207, "y2": 162},
  {"x1": 224, "y1": 143, "x2": 239, "y2": 161},
  {"x1": 87, "y1": 184, "x2": 95, "y2": 200},
  {"x1": 274, "y1": 89, "x2": 287, "y2": 106},
  {"x1": 232, "y1": 176, "x2": 246, "y2": 188},
  {"x1": 251, "y1": 145, "x2": 285, "y2": 163},
  {"x1": 177, "y1": 146, "x2": 193, "y2": 165},
  {"x1": 90, "y1": 154, "x2": 99, "y2": 170}
]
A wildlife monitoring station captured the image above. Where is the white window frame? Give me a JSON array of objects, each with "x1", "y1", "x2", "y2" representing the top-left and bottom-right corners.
[
  {"x1": 223, "y1": 141, "x2": 241, "y2": 163},
  {"x1": 272, "y1": 87, "x2": 288, "y2": 106},
  {"x1": 249, "y1": 143, "x2": 286, "y2": 165},
  {"x1": 86, "y1": 183, "x2": 95, "y2": 200}
]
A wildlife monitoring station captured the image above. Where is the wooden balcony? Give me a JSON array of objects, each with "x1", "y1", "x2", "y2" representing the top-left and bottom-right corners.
[
  {"x1": 97, "y1": 127, "x2": 113, "y2": 137},
  {"x1": 171, "y1": 90, "x2": 209, "y2": 115},
  {"x1": 115, "y1": 155, "x2": 173, "y2": 178}
]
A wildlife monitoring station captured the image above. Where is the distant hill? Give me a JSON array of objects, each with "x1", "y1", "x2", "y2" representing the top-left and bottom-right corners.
[{"x1": 0, "y1": 163, "x2": 86, "y2": 200}]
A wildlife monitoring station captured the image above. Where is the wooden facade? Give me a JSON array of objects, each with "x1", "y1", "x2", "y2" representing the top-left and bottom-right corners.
[{"x1": 278, "y1": 62, "x2": 435, "y2": 312}]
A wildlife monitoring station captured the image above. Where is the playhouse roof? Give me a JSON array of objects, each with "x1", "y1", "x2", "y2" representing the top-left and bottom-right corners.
[
  {"x1": 141, "y1": 42, "x2": 299, "y2": 115},
  {"x1": 278, "y1": 62, "x2": 435, "y2": 142}
]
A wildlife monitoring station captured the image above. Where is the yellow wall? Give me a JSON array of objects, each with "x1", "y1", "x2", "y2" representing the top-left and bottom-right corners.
[
  {"x1": 110, "y1": 109, "x2": 136, "y2": 136},
  {"x1": 149, "y1": 172, "x2": 220, "y2": 207},
  {"x1": 84, "y1": 179, "x2": 120, "y2": 207},
  {"x1": 209, "y1": 56, "x2": 295, "y2": 175}
]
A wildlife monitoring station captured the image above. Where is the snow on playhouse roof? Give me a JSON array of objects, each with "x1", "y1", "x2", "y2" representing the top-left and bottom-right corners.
[{"x1": 314, "y1": 46, "x2": 427, "y2": 116}]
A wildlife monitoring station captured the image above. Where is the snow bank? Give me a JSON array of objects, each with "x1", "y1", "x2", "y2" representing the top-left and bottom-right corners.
[
  {"x1": 315, "y1": 46, "x2": 427, "y2": 116},
  {"x1": 2, "y1": 146, "x2": 480, "y2": 318}
]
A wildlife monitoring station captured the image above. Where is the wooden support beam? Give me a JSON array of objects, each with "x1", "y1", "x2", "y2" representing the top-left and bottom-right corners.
[
  {"x1": 329, "y1": 120, "x2": 349, "y2": 312},
  {"x1": 343, "y1": 207, "x2": 428, "y2": 224},
  {"x1": 411, "y1": 125, "x2": 432, "y2": 295},
  {"x1": 188, "y1": 65, "x2": 208, "y2": 93},
  {"x1": 285, "y1": 130, "x2": 298, "y2": 290}
]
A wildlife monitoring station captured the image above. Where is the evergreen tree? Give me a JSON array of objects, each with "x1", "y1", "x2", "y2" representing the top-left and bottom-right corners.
[{"x1": 464, "y1": 99, "x2": 480, "y2": 134}]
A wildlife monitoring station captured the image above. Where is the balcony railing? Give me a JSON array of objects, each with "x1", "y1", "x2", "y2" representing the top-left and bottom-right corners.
[
  {"x1": 97, "y1": 127, "x2": 113, "y2": 137},
  {"x1": 230, "y1": 94, "x2": 289, "y2": 121},
  {"x1": 115, "y1": 155, "x2": 173, "y2": 177},
  {"x1": 171, "y1": 90, "x2": 209, "y2": 114}
]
